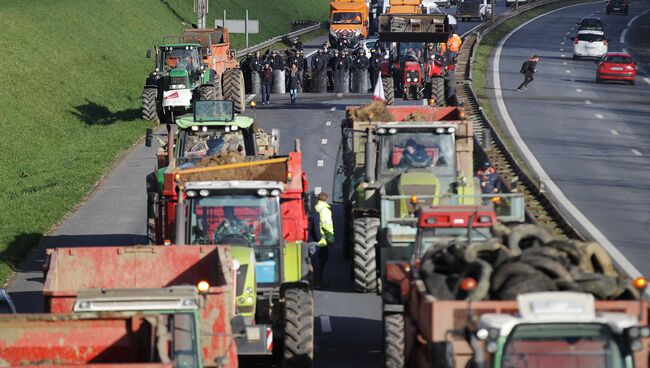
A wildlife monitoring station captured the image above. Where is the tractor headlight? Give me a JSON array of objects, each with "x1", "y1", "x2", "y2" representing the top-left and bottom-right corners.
[
  {"x1": 246, "y1": 296, "x2": 254, "y2": 304},
  {"x1": 407, "y1": 78, "x2": 412, "y2": 82},
  {"x1": 413, "y1": 77, "x2": 418, "y2": 82}
]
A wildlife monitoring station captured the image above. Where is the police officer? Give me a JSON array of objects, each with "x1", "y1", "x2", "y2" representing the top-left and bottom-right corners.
[
  {"x1": 352, "y1": 50, "x2": 369, "y2": 71},
  {"x1": 369, "y1": 48, "x2": 381, "y2": 90},
  {"x1": 270, "y1": 50, "x2": 285, "y2": 71},
  {"x1": 249, "y1": 51, "x2": 262, "y2": 74},
  {"x1": 292, "y1": 37, "x2": 304, "y2": 52}
]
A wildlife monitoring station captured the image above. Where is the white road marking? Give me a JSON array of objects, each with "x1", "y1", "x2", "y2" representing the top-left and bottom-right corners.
[
  {"x1": 565, "y1": 70, "x2": 571, "y2": 73},
  {"x1": 610, "y1": 129, "x2": 620, "y2": 136},
  {"x1": 576, "y1": 88, "x2": 582, "y2": 92},
  {"x1": 644, "y1": 77, "x2": 650, "y2": 86},
  {"x1": 561, "y1": 42, "x2": 565, "y2": 45},
  {"x1": 492, "y1": 2, "x2": 644, "y2": 280},
  {"x1": 566, "y1": 31, "x2": 571, "y2": 34},
  {"x1": 320, "y1": 316, "x2": 332, "y2": 333},
  {"x1": 336, "y1": 93, "x2": 343, "y2": 98},
  {"x1": 620, "y1": 29, "x2": 627, "y2": 43},
  {"x1": 561, "y1": 54, "x2": 566, "y2": 58},
  {"x1": 631, "y1": 149, "x2": 643, "y2": 156},
  {"x1": 562, "y1": 61, "x2": 568, "y2": 65},
  {"x1": 326, "y1": 120, "x2": 332, "y2": 126},
  {"x1": 585, "y1": 100, "x2": 592, "y2": 105},
  {"x1": 314, "y1": 186, "x2": 322, "y2": 195},
  {"x1": 560, "y1": 48, "x2": 564, "y2": 51},
  {"x1": 317, "y1": 160, "x2": 324, "y2": 167},
  {"x1": 627, "y1": 13, "x2": 641, "y2": 28},
  {"x1": 330, "y1": 107, "x2": 336, "y2": 111},
  {"x1": 321, "y1": 138, "x2": 328, "y2": 144},
  {"x1": 246, "y1": 94, "x2": 256, "y2": 103},
  {"x1": 595, "y1": 113, "x2": 604, "y2": 119}
]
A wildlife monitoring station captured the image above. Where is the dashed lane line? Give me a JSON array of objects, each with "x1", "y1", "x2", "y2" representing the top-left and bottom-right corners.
[
  {"x1": 565, "y1": 70, "x2": 571, "y2": 73},
  {"x1": 595, "y1": 114, "x2": 604, "y2": 119},
  {"x1": 576, "y1": 88, "x2": 582, "y2": 92},
  {"x1": 563, "y1": 61, "x2": 568, "y2": 65},
  {"x1": 326, "y1": 120, "x2": 332, "y2": 126},
  {"x1": 585, "y1": 100, "x2": 592, "y2": 105},
  {"x1": 610, "y1": 129, "x2": 620, "y2": 136},
  {"x1": 631, "y1": 149, "x2": 643, "y2": 156},
  {"x1": 317, "y1": 160, "x2": 324, "y2": 167},
  {"x1": 330, "y1": 107, "x2": 336, "y2": 111},
  {"x1": 561, "y1": 54, "x2": 566, "y2": 58},
  {"x1": 560, "y1": 48, "x2": 565, "y2": 51},
  {"x1": 320, "y1": 316, "x2": 332, "y2": 333},
  {"x1": 321, "y1": 138, "x2": 328, "y2": 144}
]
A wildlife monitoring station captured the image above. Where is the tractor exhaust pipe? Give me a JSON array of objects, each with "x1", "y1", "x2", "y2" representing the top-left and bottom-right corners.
[
  {"x1": 364, "y1": 128, "x2": 375, "y2": 184},
  {"x1": 175, "y1": 196, "x2": 187, "y2": 245}
]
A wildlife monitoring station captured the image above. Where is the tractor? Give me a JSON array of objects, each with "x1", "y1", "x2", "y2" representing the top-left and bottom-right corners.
[
  {"x1": 141, "y1": 37, "x2": 219, "y2": 124},
  {"x1": 377, "y1": 14, "x2": 451, "y2": 105}
]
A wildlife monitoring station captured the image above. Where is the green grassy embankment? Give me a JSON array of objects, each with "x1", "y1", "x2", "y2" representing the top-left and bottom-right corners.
[{"x1": 0, "y1": 0, "x2": 328, "y2": 285}]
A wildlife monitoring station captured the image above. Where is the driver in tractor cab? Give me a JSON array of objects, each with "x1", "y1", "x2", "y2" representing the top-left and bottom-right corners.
[
  {"x1": 399, "y1": 139, "x2": 432, "y2": 168},
  {"x1": 404, "y1": 48, "x2": 418, "y2": 62},
  {"x1": 166, "y1": 56, "x2": 180, "y2": 69},
  {"x1": 213, "y1": 206, "x2": 253, "y2": 244}
]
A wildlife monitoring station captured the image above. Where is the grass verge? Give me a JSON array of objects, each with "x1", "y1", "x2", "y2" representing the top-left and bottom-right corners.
[{"x1": 0, "y1": 0, "x2": 328, "y2": 285}]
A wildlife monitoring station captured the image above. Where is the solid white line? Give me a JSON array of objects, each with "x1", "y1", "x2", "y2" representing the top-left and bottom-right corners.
[
  {"x1": 644, "y1": 77, "x2": 650, "y2": 86},
  {"x1": 595, "y1": 113, "x2": 604, "y2": 119},
  {"x1": 321, "y1": 138, "x2": 328, "y2": 144},
  {"x1": 330, "y1": 107, "x2": 336, "y2": 111},
  {"x1": 620, "y1": 29, "x2": 627, "y2": 44},
  {"x1": 627, "y1": 13, "x2": 641, "y2": 28},
  {"x1": 314, "y1": 186, "x2": 322, "y2": 195},
  {"x1": 326, "y1": 120, "x2": 332, "y2": 126},
  {"x1": 246, "y1": 94, "x2": 256, "y2": 103},
  {"x1": 306, "y1": 49, "x2": 318, "y2": 58},
  {"x1": 317, "y1": 160, "x2": 324, "y2": 167},
  {"x1": 320, "y1": 316, "x2": 332, "y2": 333},
  {"x1": 631, "y1": 149, "x2": 643, "y2": 156},
  {"x1": 492, "y1": 1, "x2": 643, "y2": 279},
  {"x1": 585, "y1": 100, "x2": 592, "y2": 104},
  {"x1": 610, "y1": 129, "x2": 620, "y2": 136},
  {"x1": 576, "y1": 88, "x2": 582, "y2": 92}
]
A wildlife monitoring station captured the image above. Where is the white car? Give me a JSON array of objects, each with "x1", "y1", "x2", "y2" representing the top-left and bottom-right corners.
[
  {"x1": 572, "y1": 30, "x2": 608, "y2": 59},
  {"x1": 356, "y1": 37, "x2": 379, "y2": 58}
]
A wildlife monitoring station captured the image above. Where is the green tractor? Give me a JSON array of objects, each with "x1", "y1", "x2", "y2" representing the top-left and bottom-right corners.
[
  {"x1": 142, "y1": 37, "x2": 220, "y2": 124},
  {"x1": 336, "y1": 105, "x2": 480, "y2": 293},
  {"x1": 172, "y1": 152, "x2": 315, "y2": 367}
]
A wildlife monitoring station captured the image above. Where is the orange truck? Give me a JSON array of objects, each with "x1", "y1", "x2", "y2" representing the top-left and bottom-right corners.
[
  {"x1": 329, "y1": 0, "x2": 370, "y2": 49},
  {"x1": 42, "y1": 245, "x2": 239, "y2": 367},
  {"x1": 382, "y1": 206, "x2": 650, "y2": 368},
  {"x1": 0, "y1": 286, "x2": 232, "y2": 368}
]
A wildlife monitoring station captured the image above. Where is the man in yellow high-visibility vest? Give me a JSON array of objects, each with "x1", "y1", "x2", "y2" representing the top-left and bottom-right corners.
[{"x1": 313, "y1": 192, "x2": 335, "y2": 287}]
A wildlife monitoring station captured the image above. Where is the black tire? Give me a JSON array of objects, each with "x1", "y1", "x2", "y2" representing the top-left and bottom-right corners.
[
  {"x1": 573, "y1": 54, "x2": 579, "y2": 60},
  {"x1": 431, "y1": 77, "x2": 445, "y2": 107},
  {"x1": 491, "y1": 261, "x2": 540, "y2": 293},
  {"x1": 199, "y1": 84, "x2": 216, "y2": 101},
  {"x1": 507, "y1": 224, "x2": 554, "y2": 253},
  {"x1": 384, "y1": 313, "x2": 405, "y2": 368},
  {"x1": 283, "y1": 287, "x2": 314, "y2": 368},
  {"x1": 223, "y1": 68, "x2": 246, "y2": 114},
  {"x1": 629, "y1": 79, "x2": 635, "y2": 86},
  {"x1": 353, "y1": 217, "x2": 380, "y2": 293},
  {"x1": 142, "y1": 88, "x2": 159, "y2": 123},
  {"x1": 382, "y1": 77, "x2": 395, "y2": 106},
  {"x1": 596, "y1": 77, "x2": 602, "y2": 83}
]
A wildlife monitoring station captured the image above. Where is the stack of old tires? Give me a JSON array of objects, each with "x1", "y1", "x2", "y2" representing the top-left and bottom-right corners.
[{"x1": 420, "y1": 224, "x2": 637, "y2": 301}]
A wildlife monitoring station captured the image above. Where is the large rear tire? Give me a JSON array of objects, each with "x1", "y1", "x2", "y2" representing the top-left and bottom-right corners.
[
  {"x1": 382, "y1": 77, "x2": 395, "y2": 106},
  {"x1": 283, "y1": 287, "x2": 314, "y2": 368},
  {"x1": 431, "y1": 77, "x2": 445, "y2": 107},
  {"x1": 199, "y1": 85, "x2": 216, "y2": 100},
  {"x1": 384, "y1": 313, "x2": 405, "y2": 368},
  {"x1": 353, "y1": 217, "x2": 380, "y2": 293},
  {"x1": 223, "y1": 68, "x2": 246, "y2": 114},
  {"x1": 142, "y1": 88, "x2": 159, "y2": 123}
]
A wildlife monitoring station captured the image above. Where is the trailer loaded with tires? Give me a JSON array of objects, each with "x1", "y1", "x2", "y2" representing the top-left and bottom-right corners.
[{"x1": 381, "y1": 205, "x2": 650, "y2": 368}]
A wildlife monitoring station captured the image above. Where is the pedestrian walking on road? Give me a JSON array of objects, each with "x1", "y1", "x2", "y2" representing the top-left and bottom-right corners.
[
  {"x1": 517, "y1": 55, "x2": 539, "y2": 91},
  {"x1": 261, "y1": 63, "x2": 273, "y2": 105},
  {"x1": 313, "y1": 192, "x2": 335, "y2": 288},
  {"x1": 288, "y1": 64, "x2": 301, "y2": 104}
]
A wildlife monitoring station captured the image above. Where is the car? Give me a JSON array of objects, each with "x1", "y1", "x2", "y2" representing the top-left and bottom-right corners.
[
  {"x1": 577, "y1": 17, "x2": 605, "y2": 31},
  {"x1": 572, "y1": 30, "x2": 608, "y2": 59},
  {"x1": 0, "y1": 289, "x2": 16, "y2": 313},
  {"x1": 596, "y1": 52, "x2": 637, "y2": 85},
  {"x1": 606, "y1": 0, "x2": 628, "y2": 14}
]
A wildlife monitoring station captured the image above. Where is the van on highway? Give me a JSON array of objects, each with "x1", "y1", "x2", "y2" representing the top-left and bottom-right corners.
[{"x1": 572, "y1": 30, "x2": 608, "y2": 59}]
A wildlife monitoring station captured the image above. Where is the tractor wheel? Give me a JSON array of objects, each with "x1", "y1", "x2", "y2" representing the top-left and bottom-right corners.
[
  {"x1": 142, "y1": 88, "x2": 159, "y2": 123},
  {"x1": 384, "y1": 313, "x2": 405, "y2": 368},
  {"x1": 199, "y1": 84, "x2": 216, "y2": 101},
  {"x1": 382, "y1": 77, "x2": 395, "y2": 106},
  {"x1": 223, "y1": 68, "x2": 246, "y2": 114},
  {"x1": 431, "y1": 77, "x2": 445, "y2": 107},
  {"x1": 353, "y1": 217, "x2": 380, "y2": 293},
  {"x1": 283, "y1": 287, "x2": 314, "y2": 368}
]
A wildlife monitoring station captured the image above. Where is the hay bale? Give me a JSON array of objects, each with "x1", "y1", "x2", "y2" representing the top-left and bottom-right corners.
[
  {"x1": 348, "y1": 101, "x2": 394, "y2": 122},
  {"x1": 402, "y1": 112, "x2": 430, "y2": 122}
]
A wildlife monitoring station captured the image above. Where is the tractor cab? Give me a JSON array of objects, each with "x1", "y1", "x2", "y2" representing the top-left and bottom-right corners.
[{"x1": 157, "y1": 43, "x2": 204, "y2": 92}]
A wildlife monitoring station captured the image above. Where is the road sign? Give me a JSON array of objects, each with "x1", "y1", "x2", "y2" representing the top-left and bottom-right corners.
[{"x1": 215, "y1": 19, "x2": 259, "y2": 34}]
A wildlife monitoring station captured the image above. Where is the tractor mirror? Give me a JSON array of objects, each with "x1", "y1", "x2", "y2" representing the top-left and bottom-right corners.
[
  {"x1": 206, "y1": 48, "x2": 212, "y2": 56},
  {"x1": 145, "y1": 128, "x2": 153, "y2": 147},
  {"x1": 146, "y1": 48, "x2": 152, "y2": 58}
]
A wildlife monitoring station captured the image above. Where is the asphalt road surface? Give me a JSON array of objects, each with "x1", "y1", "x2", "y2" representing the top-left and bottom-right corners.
[
  {"x1": 489, "y1": 0, "x2": 650, "y2": 277},
  {"x1": 8, "y1": 3, "x2": 513, "y2": 366}
]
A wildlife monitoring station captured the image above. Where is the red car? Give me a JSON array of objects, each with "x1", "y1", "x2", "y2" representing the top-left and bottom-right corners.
[{"x1": 596, "y1": 52, "x2": 637, "y2": 85}]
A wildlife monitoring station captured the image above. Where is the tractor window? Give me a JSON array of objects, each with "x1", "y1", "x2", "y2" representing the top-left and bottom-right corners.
[
  {"x1": 501, "y1": 323, "x2": 626, "y2": 368},
  {"x1": 188, "y1": 194, "x2": 281, "y2": 247},
  {"x1": 399, "y1": 42, "x2": 424, "y2": 61},
  {"x1": 161, "y1": 48, "x2": 200, "y2": 71},
  {"x1": 378, "y1": 130, "x2": 456, "y2": 179},
  {"x1": 332, "y1": 12, "x2": 363, "y2": 24},
  {"x1": 176, "y1": 129, "x2": 245, "y2": 168}
]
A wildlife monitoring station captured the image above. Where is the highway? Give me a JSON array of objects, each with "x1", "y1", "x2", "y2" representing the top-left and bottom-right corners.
[
  {"x1": 7, "y1": 3, "x2": 511, "y2": 367},
  {"x1": 489, "y1": 0, "x2": 650, "y2": 277}
]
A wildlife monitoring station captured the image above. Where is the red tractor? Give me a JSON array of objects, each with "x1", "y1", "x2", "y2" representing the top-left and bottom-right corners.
[{"x1": 377, "y1": 14, "x2": 452, "y2": 105}]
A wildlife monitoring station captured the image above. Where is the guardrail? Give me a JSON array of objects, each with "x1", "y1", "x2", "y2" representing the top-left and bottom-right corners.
[
  {"x1": 235, "y1": 21, "x2": 322, "y2": 58},
  {"x1": 460, "y1": 0, "x2": 596, "y2": 241}
]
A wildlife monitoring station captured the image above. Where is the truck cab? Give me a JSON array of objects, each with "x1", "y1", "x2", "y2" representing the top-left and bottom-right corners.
[
  {"x1": 477, "y1": 292, "x2": 649, "y2": 368},
  {"x1": 329, "y1": 0, "x2": 370, "y2": 49}
]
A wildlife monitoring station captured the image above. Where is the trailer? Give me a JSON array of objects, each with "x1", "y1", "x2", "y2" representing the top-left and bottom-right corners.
[{"x1": 455, "y1": 0, "x2": 491, "y2": 21}]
